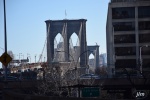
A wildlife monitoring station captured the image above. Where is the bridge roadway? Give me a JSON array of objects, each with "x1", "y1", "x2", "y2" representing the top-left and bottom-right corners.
[
  {"x1": 10, "y1": 63, "x2": 42, "y2": 73},
  {"x1": 0, "y1": 78, "x2": 149, "y2": 90}
]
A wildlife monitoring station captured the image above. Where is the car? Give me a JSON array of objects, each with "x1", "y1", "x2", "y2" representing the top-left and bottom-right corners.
[{"x1": 80, "y1": 74, "x2": 100, "y2": 79}]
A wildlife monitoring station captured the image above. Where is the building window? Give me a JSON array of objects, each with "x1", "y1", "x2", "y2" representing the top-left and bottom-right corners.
[
  {"x1": 139, "y1": 34, "x2": 150, "y2": 43},
  {"x1": 138, "y1": 6, "x2": 150, "y2": 18},
  {"x1": 115, "y1": 68, "x2": 137, "y2": 75},
  {"x1": 114, "y1": 34, "x2": 135, "y2": 43},
  {"x1": 140, "y1": 46, "x2": 150, "y2": 55},
  {"x1": 115, "y1": 47, "x2": 136, "y2": 56},
  {"x1": 142, "y1": 59, "x2": 150, "y2": 68},
  {"x1": 112, "y1": 7, "x2": 135, "y2": 19},
  {"x1": 139, "y1": 21, "x2": 150, "y2": 30},
  {"x1": 113, "y1": 22, "x2": 135, "y2": 31},
  {"x1": 115, "y1": 59, "x2": 136, "y2": 68}
]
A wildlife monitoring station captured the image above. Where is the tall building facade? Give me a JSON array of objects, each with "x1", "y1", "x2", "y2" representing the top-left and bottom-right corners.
[
  {"x1": 99, "y1": 53, "x2": 107, "y2": 67},
  {"x1": 106, "y1": 0, "x2": 150, "y2": 76}
]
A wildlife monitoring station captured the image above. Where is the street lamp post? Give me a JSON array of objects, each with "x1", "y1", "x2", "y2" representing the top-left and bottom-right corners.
[
  {"x1": 75, "y1": 50, "x2": 95, "y2": 98},
  {"x1": 27, "y1": 53, "x2": 30, "y2": 63},
  {"x1": 35, "y1": 55, "x2": 36, "y2": 63},
  {"x1": 19, "y1": 53, "x2": 22, "y2": 61},
  {"x1": 139, "y1": 45, "x2": 149, "y2": 74},
  {"x1": 56, "y1": 50, "x2": 81, "y2": 96},
  {"x1": 56, "y1": 50, "x2": 93, "y2": 97},
  {"x1": 28, "y1": 56, "x2": 31, "y2": 63},
  {"x1": 44, "y1": 57, "x2": 45, "y2": 62},
  {"x1": 76, "y1": 50, "x2": 93, "y2": 74}
]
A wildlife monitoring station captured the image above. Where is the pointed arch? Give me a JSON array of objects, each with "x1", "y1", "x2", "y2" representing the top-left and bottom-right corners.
[
  {"x1": 88, "y1": 53, "x2": 95, "y2": 73},
  {"x1": 69, "y1": 32, "x2": 80, "y2": 47},
  {"x1": 88, "y1": 53, "x2": 95, "y2": 67},
  {"x1": 89, "y1": 53, "x2": 95, "y2": 59},
  {"x1": 54, "y1": 33, "x2": 64, "y2": 50},
  {"x1": 53, "y1": 33, "x2": 64, "y2": 62},
  {"x1": 69, "y1": 32, "x2": 80, "y2": 61}
]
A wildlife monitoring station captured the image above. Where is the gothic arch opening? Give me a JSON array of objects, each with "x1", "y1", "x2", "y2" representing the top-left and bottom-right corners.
[
  {"x1": 89, "y1": 53, "x2": 95, "y2": 59},
  {"x1": 88, "y1": 53, "x2": 95, "y2": 73},
  {"x1": 69, "y1": 32, "x2": 80, "y2": 62},
  {"x1": 54, "y1": 33, "x2": 64, "y2": 62}
]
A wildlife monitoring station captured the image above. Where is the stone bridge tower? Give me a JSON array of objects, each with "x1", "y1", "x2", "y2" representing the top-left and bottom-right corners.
[
  {"x1": 87, "y1": 45, "x2": 100, "y2": 69},
  {"x1": 45, "y1": 19, "x2": 88, "y2": 68},
  {"x1": 87, "y1": 45, "x2": 100, "y2": 74}
]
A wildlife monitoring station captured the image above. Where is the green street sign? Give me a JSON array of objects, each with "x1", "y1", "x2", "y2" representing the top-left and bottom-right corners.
[{"x1": 82, "y1": 88, "x2": 100, "y2": 97}]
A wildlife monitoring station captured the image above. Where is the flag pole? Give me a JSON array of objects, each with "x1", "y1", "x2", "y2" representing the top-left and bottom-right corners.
[{"x1": 65, "y1": 10, "x2": 67, "y2": 19}]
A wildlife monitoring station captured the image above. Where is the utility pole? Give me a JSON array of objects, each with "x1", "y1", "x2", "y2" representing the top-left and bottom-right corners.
[
  {"x1": 35, "y1": 55, "x2": 36, "y2": 63},
  {"x1": 4, "y1": 0, "x2": 8, "y2": 81}
]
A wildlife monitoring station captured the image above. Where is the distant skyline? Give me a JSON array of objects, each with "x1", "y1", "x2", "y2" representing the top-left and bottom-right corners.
[{"x1": 0, "y1": 0, "x2": 109, "y2": 68}]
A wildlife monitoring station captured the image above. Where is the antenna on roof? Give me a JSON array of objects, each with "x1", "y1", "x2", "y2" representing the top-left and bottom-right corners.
[
  {"x1": 95, "y1": 42, "x2": 98, "y2": 45},
  {"x1": 65, "y1": 9, "x2": 67, "y2": 19}
]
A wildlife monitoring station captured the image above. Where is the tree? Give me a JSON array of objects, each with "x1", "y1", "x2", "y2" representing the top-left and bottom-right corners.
[
  {"x1": 36, "y1": 63, "x2": 77, "y2": 97},
  {"x1": 36, "y1": 61, "x2": 100, "y2": 97},
  {"x1": 95, "y1": 66, "x2": 108, "y2": 76}
]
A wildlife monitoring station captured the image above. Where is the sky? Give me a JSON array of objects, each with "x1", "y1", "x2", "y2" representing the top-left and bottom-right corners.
[{"x1": 0, "y1": 0, "x2": 110, "y2": 68}]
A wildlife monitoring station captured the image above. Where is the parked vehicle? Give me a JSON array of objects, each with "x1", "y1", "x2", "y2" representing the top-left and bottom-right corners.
[{"x1": 80, "y1": 74, "x2": 100, "y2": 79}]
